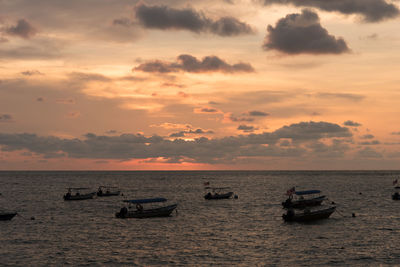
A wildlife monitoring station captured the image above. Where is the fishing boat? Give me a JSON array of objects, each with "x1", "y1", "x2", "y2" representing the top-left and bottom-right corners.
[
  {"x1": 97, "y1": 186, "x2": 120, "y2": 197},
  {"x1": 0, "y1": 210, "x2": 17, "y2": 221},
  {"x1": 63, "y1": 188, "x2": 96, "y2": 201},
  {"x1": 204, "y1": 187, "x2": 234, "y2": 200},
  {"x1": 115, "y1": 198, "x2": 177, "y2": 219},
  {"x1": 282, "y1": 206, "x2": 336, "y2": 222},
  {"x1": 282, "y1": 190, "x2": 326, "y2": 209},
  {"x1": 392, "y1": 188, "x2": 400, "y2": 200}
]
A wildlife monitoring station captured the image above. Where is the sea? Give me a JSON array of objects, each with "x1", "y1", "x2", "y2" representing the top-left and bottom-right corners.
[{"x1": 1, "y1": 171, "x2": 400, "y2": 266}]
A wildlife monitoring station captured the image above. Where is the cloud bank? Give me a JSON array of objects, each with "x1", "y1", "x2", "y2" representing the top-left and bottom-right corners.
[
  {"x1": 134, "y1": 54, "x2": 254, "y2": 73},
  {"x1": 0, "y1": 121, "x2": 352, "y2": 164}
]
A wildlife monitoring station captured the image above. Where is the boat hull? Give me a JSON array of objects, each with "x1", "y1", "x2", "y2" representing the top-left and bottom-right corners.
[
  {"x1": 64, "y1": 192, "x2": 96, "y2": 201},
  {"x1": 116, "y1": 204, "x2": 178, "y2": 219},
  {"x1": 204, "y1": 192, "x2": 233, "y2": 200},
  {"x1": 282, "y1": 196, "x2": 326, "y2": 209},
  {"x1": 97, "y1": 191, "x2": 120, "y2": 197},
  {"x1": 283, "y1": 206, "x2": 336, "y2": 222},
  {"x1": 0, "y1": 212, "x2": 17, "y2": 221}
]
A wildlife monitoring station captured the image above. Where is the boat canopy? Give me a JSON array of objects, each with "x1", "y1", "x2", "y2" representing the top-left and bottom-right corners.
[
  {"x1": 123, "y1": 198, "x2": 167, "y2": 204},
  {"x1": 295, "y1": 190, "x2": 321, "y2": 195}
]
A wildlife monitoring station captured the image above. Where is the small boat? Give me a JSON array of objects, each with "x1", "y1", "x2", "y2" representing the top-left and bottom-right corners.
[
  {"x1": 283, "y1": 206, "x2": 336, "y2": 222},
  {"x1": 282, "y1": 190, "x2": 326, "y2": 209},
  {"x1": 97, "y1": 186, "x2": 120, "y2": 197},
  {"x1": 0, "y1": 211, "x2": 17, "y2": 221},
  {"x1": 204, "y1": 187, "x2": 234, "y2": 200},
  {"x1": 115, "y1": 198, "x2": 177, "y2": 219},
  {"x1": 392, "y1": 191, "x2": 400, "y2": 200},
  {"x1": 63, "y1": 188, "x2": 96, "y2": 201}
]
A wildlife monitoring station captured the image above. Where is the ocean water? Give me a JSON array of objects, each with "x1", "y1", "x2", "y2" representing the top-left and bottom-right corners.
[{"x1": 1, "y1": 171, "x2": 400, "y2": 266}]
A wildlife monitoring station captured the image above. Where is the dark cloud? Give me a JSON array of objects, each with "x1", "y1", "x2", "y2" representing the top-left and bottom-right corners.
[
  {"x1": 5, "y1": 19, "x2": 37, "y2": 39},
  {"x1": 21, "y1": 70, "x2": 43, "y2": 76},
  {"x1": 359, "y1": 140, "x2": 380, "y2": 145},
  {"x1": 169, "y1": 128, "x2": 214, "y2": 138},
  {"x1": 361, "y1": 134, "x2": 374, "y2": 139},
  {"x1": 263, "y1": 9, "x2": 350, "y2": 55},
  {"x1": 0, "y1": 114, "x2": 13, "y2": 123},
  {"x1": 357, "y1": 147, "x2": 383, "y2": 158},
  {"x1": 344, "y1": 120, "x2": 362, "y2": 127},
  {"x1": 316, "y1": 92, "x2": 365, "y2": 101},
  {"x1": 228, "y1": 114, "x2": 254, "y2": 122},
  {"x1": 0, "y1": 121, "x2": 352, "y2": 163},
  {"x1": 134, "y1": 3, "x2": 254, "y2": 36},
  {"x1": 200, "y1": 108, "x2": 218, "y2": 113},
  {"x1": 134, "y1": 54, "x2": 254, "y2": 74},
  {"x1": 248, "y1": 110, "x2": 269, "y2": 117},
  {"x1": 262, "y1": 0, "x2": 399, "y2": 22},
  {"x1": 238, "y1": 125, "x2": 256, "y2": 132}
]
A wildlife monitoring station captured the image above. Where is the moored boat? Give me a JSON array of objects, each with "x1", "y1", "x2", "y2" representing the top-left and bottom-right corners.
[
  {"x1": 282, "y1": 206, "x2": 336, "y2": 222},
  {"x1": 115, "y1": 198, "x2": 177, "y2": 219},
  {"x1": 282, "y1": 189, "x2": 326, "y2": 209},
  {"x1": 63, "y1": 188, "x2": 96, "y2": 201},
  {"x1": 97, "y1": 186, "x2": 120, "y2": 197},
  {"x1": 204, "y1": 187, "x2": 234, "y2": 200}
]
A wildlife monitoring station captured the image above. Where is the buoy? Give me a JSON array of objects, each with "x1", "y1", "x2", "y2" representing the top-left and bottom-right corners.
[
  {"x1": 234, "y1": 195, "x2": 238, "y2": 199},
  {"x1": 30, "y1": 216, "x2": 35, "y2": 220},
  {"x1": 331, "y1": 201, "x2": 335, "y2": 205},
  {"x1": 352, "y1": 213, "x2": 356, "y2": 217},
  {"x1": 359, "y1": 192, "x2": 362, "y2": 195}
]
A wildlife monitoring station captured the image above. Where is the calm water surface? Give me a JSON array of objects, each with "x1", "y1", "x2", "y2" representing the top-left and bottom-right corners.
[{"x1": 1, "y1": 171, "x2": 400, "y2": 266}]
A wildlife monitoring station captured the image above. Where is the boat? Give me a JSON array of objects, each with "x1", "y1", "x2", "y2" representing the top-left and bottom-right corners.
[
  {"x1": 97, "y1": 186, "x2": 120, "y2": 197},
  {"x1": 63, "y1": 188, "x2": 96, "y2": 201},
  {"x1": 282, "y1": 190, "x2": 326, "y2": 209},
  {"x1": 115, "y1": 198, "x2": 177, "y2": 219},
  {"x1": 204, "y1": 187, "x2": 234, "y2": 200},
  {"x1": 393, "y1": 193, "x2": 400, "y2": 200},
  {"x1": 282, "y1": 206, "x2": 336, "y2": 222},
  {"x1": 0, "y1": 211, "x2": 17, "y2": 221}
]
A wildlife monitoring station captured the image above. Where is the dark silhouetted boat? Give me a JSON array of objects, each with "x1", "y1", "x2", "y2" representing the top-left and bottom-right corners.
[
  {"x1": 63, "y1": 188, "x2": 96, "y2": 201},
  {"x1": 392, "y1": 189, "x2": 400, "y2": 200},
  {"x1": 282, "y1": 190, "x2": 326, "y2": 209},
  {"x1": 115, "y1": 198, "x2": 177, "y2": 219},
  {"x1": 97, "y1": 186, "x2": 120, "y2": 197},
  {"x1": 0, "y1": 211, "x2": 17, "y2": 221},
  {"x1": 204, "y1": 187, "x2": 234, "y2": 200},
  {"x1": 282, "y1": 206, "x2": 336, "y2": 222}
]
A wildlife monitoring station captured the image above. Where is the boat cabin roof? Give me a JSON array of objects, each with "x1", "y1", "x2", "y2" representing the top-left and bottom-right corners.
[
  {"x1": 123, "y1": 197, "x2": 167, "y2": 204},
  {"x1": 295, "y1": 190, "x2": 321, "y2": 195}
]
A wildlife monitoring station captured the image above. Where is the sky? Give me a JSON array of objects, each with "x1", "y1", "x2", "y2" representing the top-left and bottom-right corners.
[{"x1": 1, "y1": 0, "x2": 400, "y2": 170}]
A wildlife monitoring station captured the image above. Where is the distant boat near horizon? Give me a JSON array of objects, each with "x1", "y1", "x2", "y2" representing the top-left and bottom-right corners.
[
  {"x1": 282, "y1": 189, "x2": 326, "y2": 209},
  {"x1": 96, "y1": 186, "x2": 120, "y2": 197},
  {"x1": 282, "y1": 206, "x2": 336, "y2": 222},
  {"x1": 63, "y1": 188, "x2": 96, "y2": 201},
  {"x1": 115, "y1": 198, "x2": 177, "y2": 219},
  {"x1": 204, "y1": 186, "x2": 234, "y2": 200}
]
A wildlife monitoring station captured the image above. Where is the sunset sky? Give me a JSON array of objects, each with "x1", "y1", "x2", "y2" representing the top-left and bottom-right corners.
[{"x1": 1, "y1": 0, "x2": 400, "y2": 170}]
